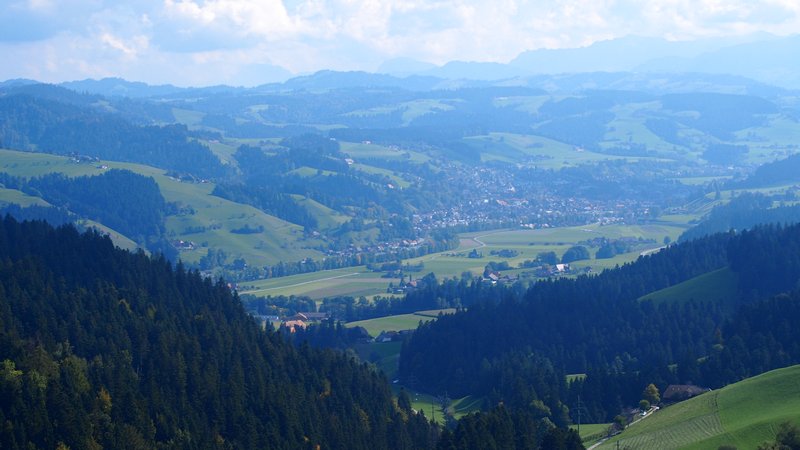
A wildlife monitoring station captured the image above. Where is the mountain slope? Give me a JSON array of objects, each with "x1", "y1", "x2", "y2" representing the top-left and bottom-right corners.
[
  {"x1": 0, "y1": 216, "x2": 435, "y2": 449},
  {"x1": 598, "y1": 364, "x2": 800, "y2": 449}
]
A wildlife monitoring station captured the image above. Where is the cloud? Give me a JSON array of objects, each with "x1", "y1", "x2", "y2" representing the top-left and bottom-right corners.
[{"x1": 1, "y1": 0, "x2": 799, "y2": 85}]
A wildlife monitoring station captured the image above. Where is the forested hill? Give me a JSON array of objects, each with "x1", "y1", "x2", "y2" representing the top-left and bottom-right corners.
[
  {"x1": 400, "y1": 223, "x2": 800, "y2": 423},
  {"x1": 0, "y1": 216, "x2": 435, "y2": 449},
  {"x1": 0, "y1": 93, "x2": 225, "y2": 179}
]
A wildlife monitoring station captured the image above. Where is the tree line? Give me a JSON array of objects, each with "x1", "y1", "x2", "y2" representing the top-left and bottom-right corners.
[{"x1": 400, "y1": 223, "x2": 800, "y2": 423}]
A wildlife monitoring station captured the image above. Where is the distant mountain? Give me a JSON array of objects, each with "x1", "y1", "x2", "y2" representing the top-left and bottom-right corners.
[
  {"x1": 510, "y1": 35, "x2": 734, "y2": 74},
  {"x1": 515, "y1": 72, "x2": 788, "y2": 96},
  {"x1": 423, "y1": 61, "x2": 522, "y2": 81},
  {"x1": 373, "y1": 34, "x2": 800, "y2": 89},
  {"x1": 377, "y1": 57, "x2": 437, "y2": 76},
  {"x1": 638, "y1": 35, "x2": 800, "y2": 89},
  {"x1": 256, "y1": 70, "x2": 447, "y2": 92},
  {"x1": 0, "y1": 78, "x2": 38, "y2": 88},
  {"x1": 60, "y1": 77, "x2": 186, "y2": 98}
]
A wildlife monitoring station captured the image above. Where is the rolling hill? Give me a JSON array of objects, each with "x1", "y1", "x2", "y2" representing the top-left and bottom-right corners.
[
  {"x1": 639, "y1": 267, "x2": 739, "y2": 309},
  {"x1": 0, "y1": 148, "x2": 324, "y2": 268},
  {"x1": 597, "y1": 364, "x2": 800, "y2": 449}
]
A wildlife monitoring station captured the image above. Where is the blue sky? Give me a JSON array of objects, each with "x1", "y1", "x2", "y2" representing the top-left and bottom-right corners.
[{"x1": 1, "y1": 0, "x2": 799, "y2": 86}]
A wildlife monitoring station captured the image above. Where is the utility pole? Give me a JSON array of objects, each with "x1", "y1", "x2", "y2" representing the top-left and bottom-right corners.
[{"x1": 577, "y1": 395, "x2": 582, "y2": 435}]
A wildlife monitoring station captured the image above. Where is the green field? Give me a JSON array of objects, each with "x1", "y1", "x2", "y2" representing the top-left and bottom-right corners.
[
  {"x1": 340, "y1": 141, "x2": 430, "y2": 163},
  {"x1": 0, "y1": 148, "x2": 324, "y2": 267},
  {"x1": 398, "y1": 388, "x2": 483, "y2": 425},
  {"x1": 343, "y1": 99, "x2": 455, "y2": 126},
  {"x1": 351, "y1": 332, "x2": 482, "y2": 425},
  {"x1": 352, "y1": 163, "x2": 411, "y2": 188},
  {"x1": 289, "y1": 194, "x2": 350, "y2": 230},
  {"x1": 346, "y1": 309, "x2": 455, "y2": 337},
  {"x1": 640, "y1": 267, "x2": 739, "y2": 308},
  {"x1": 571, "y1": 423, "x2": 611, "y2": 446},
  {"x1": 240, "y1": 268, "x2": 398, "y2": 300},
  {"x1": 597, "y1": 365, "x2": 800, "y2": 449},
  {"x1": 240, "y1": 221, "x2": 692, "y2": 300},
  {"x1": 465, "y1": 133, "x2": 628, "y2": 169},
  {"x1": 0, "y1": 187, "x2": 51, "y2": 207}
]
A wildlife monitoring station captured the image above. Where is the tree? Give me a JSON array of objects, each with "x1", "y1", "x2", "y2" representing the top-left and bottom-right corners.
[
  {"x1": 398, "y1": 388, "x2": 413, "y2": 413},
  {"x1": 757, "y1": 422, "x2": 800, "y2": 450},
  {"x1": 643, "y1": 384, "x2": 660, "y2": 405},
  {"x1": 638, "y1": 399, "x2": 650, "y2": 412},
  {"x1": 613, "y1": 414, "x2": 627, "y2": 431},
  {"x1": 561, "y1": 246, "x2": 590, "y2": 264},
  {"x1": 537, "y1": 251, "x2": 558, "y2": 265}
]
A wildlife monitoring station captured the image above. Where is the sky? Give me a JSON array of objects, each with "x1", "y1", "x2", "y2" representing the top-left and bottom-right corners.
[{"x1": 1, "y1": 0, "x2": 799, "y2": 87}]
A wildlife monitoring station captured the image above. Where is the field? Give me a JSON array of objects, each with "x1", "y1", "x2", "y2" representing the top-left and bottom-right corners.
[
  {"x1": 0, "y1": 148, "x2": 324, "y2": 266},
  {"x1": 465, "y1": 132, "x2": 631, "y2": 169},
  {"x1": 240, "y1": 268, "x2": 398, "y2": 300},
  {"x1": 339, "y1": 141, "x2": 431, "y2": 163},
  {"x1": 571, "y1": 423, "x2": 611, "y2": 446},
  {"x1": 399, "y1": 388, "x2": 484, "y2": 425},
  {"x1": 597, "y1": 364, "x2": 800, "y2": 449},
  {"x1": 0, "y1": 187, "x2": 51, "y2": 207},
  {"x1": 639, "y1": 267, "x2": 738, "y2": 308},
  {"x1": 240, "y1": 221, "x2": 691, "y2": 300},
  {"x1": 346, "y1": 309, "x2": 456, "y2": 337}
]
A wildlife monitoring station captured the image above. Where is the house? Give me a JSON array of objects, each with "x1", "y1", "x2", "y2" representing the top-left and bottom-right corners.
[
  {"x1": 482, "y1": 271, "x2": 500, "y2": 285},
  {"x1": 297, "y1": 312, "x2": 330, "y2": 322},
  {"x1": 347, "y1": 326, "x2": 372, "y2": 343},
  {"x1": 663, "y1": 384, "x2": 709, "y2": 402},
  {"x1": 376, "y1": 331, "x2": 400, "y2": 343},
  {"x1": 283, "y1": 320, "x2": 307, "y2": 333},
  {"x1": 287, "y1": 312, "x2": 329, "y2": 323}
]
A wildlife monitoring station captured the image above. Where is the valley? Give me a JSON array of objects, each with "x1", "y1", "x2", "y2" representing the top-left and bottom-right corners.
[{"x1": 3, "y1": 70, "x2": 800, "y2": 449}]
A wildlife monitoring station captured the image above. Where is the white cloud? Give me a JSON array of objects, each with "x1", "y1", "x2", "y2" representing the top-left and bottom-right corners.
[{"x1": 1, "y1": 0, "x2": 799, "y2": 85}]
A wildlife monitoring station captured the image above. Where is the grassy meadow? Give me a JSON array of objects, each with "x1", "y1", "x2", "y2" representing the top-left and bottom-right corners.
[
  {"x1": 0, "y1": 148, "x2": 324, "y2": 266},
  {"x1": 346, "y1": 309, "x2": 456, "y2": 338},
  {"x1": 597, "y1": 365, "x2": 800, "y2": 450},
  {"x1": 640, "y1": 267, "x2": 738, "y2": 307},
  {"x1": 240, "y1": 221, "x2": 691, "y2": 300}
]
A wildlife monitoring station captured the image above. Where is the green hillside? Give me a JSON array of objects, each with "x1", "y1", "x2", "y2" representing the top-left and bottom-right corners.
[
  {"x1": 0, "y1": 148, "x2": 324, "y2": 266},
  {"x1": 597, "y1": 365, "x2": 800, "y2": 450},
  {"x1": 346, "y1": 309, "x2": 456, "y2": 337},
  {"x1": 639, "y1": 266, "x2": 738, "y2": 307}
]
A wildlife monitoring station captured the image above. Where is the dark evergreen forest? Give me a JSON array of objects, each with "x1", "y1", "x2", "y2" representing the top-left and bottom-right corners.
[
  {"x1": 0, "y1": 94, "x2": 225, "y2": 179},
  {"x1": 0, "y1": 170, "x2": 173, "y2": 258},
  {"x1": 0, "y1": 216, "x2": 589, "y2": 449},
  {"x1": 0, "y1": 216, "x2": 438, "y2": 449},
  {"x1": 400, "y1": 223, "x2": 800, "y2": 423}
]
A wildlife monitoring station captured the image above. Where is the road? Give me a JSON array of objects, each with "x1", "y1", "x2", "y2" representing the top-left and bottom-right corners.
[
  {"x1": 586, "y1": 406, "x2": 659, "y2": 450},
  {"x1": 640, "y1": 245, "x2": 667, "y2": 257}
]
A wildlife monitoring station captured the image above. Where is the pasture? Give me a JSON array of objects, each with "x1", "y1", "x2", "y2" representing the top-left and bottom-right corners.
[
  {"x1": 0, "y1": 148, "x2": 324, "y2": 266},
  {"x1": 0, "y1": 187, "x2": 51, "y2": 207},
  {"x1": 597, "y1": 365, "x2": 800, "y2": 450},
  {"x1": 640, "y1": 267, "x2": 738, "y2": 308},
  {"x1": 571, "y1": 423, "x2": 611, "y2": 446},
  {"x1": 243, "y1": 221, "x2": 691, "y2": 300},
  {"x1": 346, "y1": 309, "x2": 455, "y2": 338}
]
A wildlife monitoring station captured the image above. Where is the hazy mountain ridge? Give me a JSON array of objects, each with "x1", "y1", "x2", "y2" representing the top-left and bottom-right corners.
[{"x1": 3, "y1": 34, "x2": 794, "y2": 98}]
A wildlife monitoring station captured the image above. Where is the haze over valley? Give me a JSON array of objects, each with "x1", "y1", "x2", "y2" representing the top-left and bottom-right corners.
[{"x1": 2, "y1": 2, "x2": 800, "y2": 449}]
